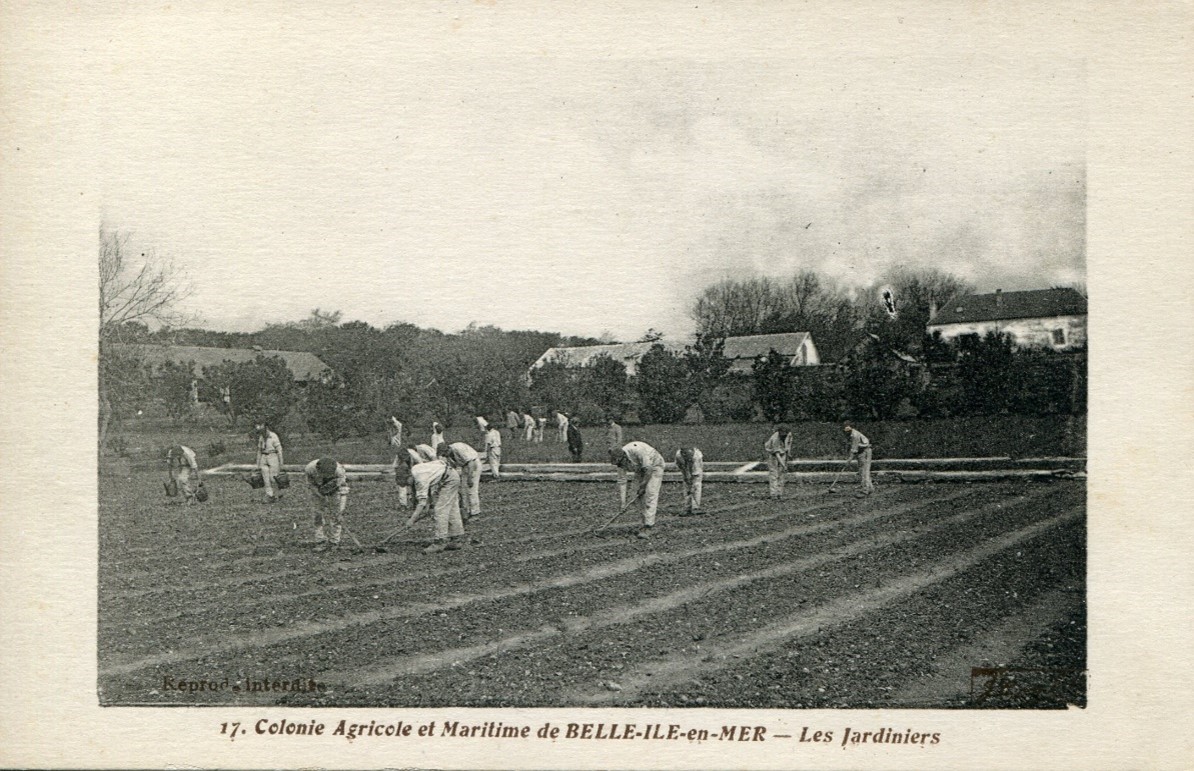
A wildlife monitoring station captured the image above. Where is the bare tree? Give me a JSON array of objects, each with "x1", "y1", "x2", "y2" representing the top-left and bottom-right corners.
[{"x1": 98, "y1": 226, "x2": 193, "y2": 449}]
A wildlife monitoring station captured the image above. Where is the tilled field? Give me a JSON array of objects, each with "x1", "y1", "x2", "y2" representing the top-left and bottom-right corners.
[{"x1": 98, "y1": 474, "x2": 1085, "y2": 708}]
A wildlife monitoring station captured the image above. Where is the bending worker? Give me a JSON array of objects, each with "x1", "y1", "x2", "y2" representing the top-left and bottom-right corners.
[
  {"x1": 675, "y1": 447, "x2": 704, "y2": 516},
  {"x1": 166, "y1": 444, "x2": 200, "y2": 504},
  {"x1": 254, "y1": 422, "x2": 284, "y2": 504},
  {"x1": 764, "y1": 425, "x2": 792, "y2": 500},
  {"x1": 406, "y1": 454, "x2": 465, "y2": 554},
  {"x1": 438, "y1": 441, "x2": 483, "y2": 521},
  {"x1": 305, "y1": 457, "x2": 349, "y2": 552},
  {"x1": 612, "y1": 441, "x2": 666, "y2": 539},
  {"x1": 484, "y1": 423, "x2": 503, "y2": 480},
  {"x1": 522, "y1": 411, "x2": 535, "y2": 441},
  {"x1": 844, "y1": 422, "x2": 874, "y2": 497},
  {"x1": 555, "y1": 410, "x2": 569, "y2": 443}
]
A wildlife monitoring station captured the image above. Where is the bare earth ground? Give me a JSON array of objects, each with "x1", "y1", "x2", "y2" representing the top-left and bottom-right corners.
[{"x1": 98, "y1": 474, "x2": 1085, "y2": 708}]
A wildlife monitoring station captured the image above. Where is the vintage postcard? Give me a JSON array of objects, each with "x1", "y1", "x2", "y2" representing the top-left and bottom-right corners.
[{"x1": 1, "y1": 1, "x2": 1190, "y2": 769}]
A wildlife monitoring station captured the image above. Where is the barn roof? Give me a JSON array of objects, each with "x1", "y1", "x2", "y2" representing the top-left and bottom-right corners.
[
  {"x1": 118, "y1": 344, "x2": 331, "y2": 382},
  {"x1": 721, "y1": 332, "x2": 811, "y2": 360},
  {"x1": 929, "y1": 288, "x2": 1087, "y2": 326}
]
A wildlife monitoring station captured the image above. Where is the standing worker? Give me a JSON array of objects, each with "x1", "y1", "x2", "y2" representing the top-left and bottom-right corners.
[
  {"x1": 607, "y1": 419, "x2": 623, "y2": 455},
  {"x1": 165, "y1": 444, "x2": 201, "y2": 504},
  {"x1": 675, "y1": 447, "x2": 704, "y2": 516},
  {"x1": 430, "y1": 421, "x2": 445, "y2": 452},
  {"x1": 406, "y1": 455, "x2": 465, "y2": 554},
  {"x1": 305, "y1": 457, "x2": 349, "y2": 552},
  {"x1": 535, "y1": 415, "x2": 547, "y2": 443},
  {"x1": 506, "y1": 409, "x2": 521, "y2": 438},
  {"x1": 388, "y1": 416, "x2": 404, "y2": 458},
  {"x1": 763, "y1": 426, "x2": 793, "y2": 500},
  {"x1": 484, "y1": 424, "x2": 503, "y2": 480},
  {"x1": 612, "y1": 441, "x2": 666, "y2": 539},
  {"x1": 844, "y1": 423, "x2": 875, "y2": 497},
  {"x1": 567, "y1": 417, "x2": 584, "y2": 462},
  {"x1": 438, "y1": 441, "x2": 483, "y2": 520},
  {"x1": 555, "y1": 410, "x2": 570, "y2": 443},
  {"x1": 522, "y1": 411, "x2": 536, "y2": 441},
  {"x1": 254, "y1": 422, "x2": 284, "y2": 504}
]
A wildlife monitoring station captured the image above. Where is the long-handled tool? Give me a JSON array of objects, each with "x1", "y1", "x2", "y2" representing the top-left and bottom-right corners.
[
  {"x1": 593, "y1": 489, "x2": 646, "y2": 534},
  {"x1": 825, "y1": 457, "x2": 853, "y2": 495},
  {"x1": 337, "y1": 523, "x2": 367, "y2": 554}
]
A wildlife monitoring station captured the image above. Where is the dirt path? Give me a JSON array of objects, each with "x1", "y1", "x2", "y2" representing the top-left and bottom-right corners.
[
  {"x1": 323, "y1": 488, "x2": 1052, "y2": 687},
  {"x1": 886, "y1": 585, "x2": 1083, "y2": 707},
  {"x1": 562, "y1": 508, "x2": 1082, "y2": 705},
  {"x1": 100, "y1": 490, "x2": 982, "y2": 675}
]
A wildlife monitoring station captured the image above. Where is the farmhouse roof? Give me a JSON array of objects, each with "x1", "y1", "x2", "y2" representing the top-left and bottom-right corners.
[
  {"x1": 929, "y1": 288, "x2": 1087, "y2": 326},
  {"x1": 119, "y1": 344, "x2": 331, "y2": 381},
  {"x1": 721, "y1": 332, "x2": 811, "y2": 359},
  {"x1": 530, "y1": 332, "x2": 818, "y2": 374}
]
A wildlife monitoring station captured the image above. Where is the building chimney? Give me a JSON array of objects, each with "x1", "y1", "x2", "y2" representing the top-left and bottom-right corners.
[{"x1": 995, "y1": 289, "x2": 1003, "y2": 307}]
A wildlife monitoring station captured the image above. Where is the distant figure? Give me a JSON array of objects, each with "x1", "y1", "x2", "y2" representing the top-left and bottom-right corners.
[
  {"x1": 430, "y1": 422, "x2": 445, "y2": 451},
  {"x1": 166, "y1": 444, "x2": 200, "y2": 504},
  {"x1": 566, "y1": 418, "x2": 584, "y2": 463},
  {"x1": 393, "y1": 451, "x2": 413, "y2": 509},
  {"x1": 484, "y1": 425, "x2": 503, "y2": 480},
  {"x1": 675, "y1": 447, "x2": 704, "y2": 516},
  {"x1": 607, "y1": 419, "x2": 623, "y2": 453},
  {"x1": 763, "y1": 426, "x2": 793, "y2": 500},
  {"x1": 522, "y1": 412, "x2": 535, "y2": 441},
  {"x1": 439, "y1": 441, "x2": 483, "y2": 521},
  {"x1": 555, "y1": 410, "x2": 569, "y2": 443},
  {"x1": 305, "y1": 457, "x2": 348, "y2": 552},
  {"x1": 254, "y1": 422, "x2": 284, "y2": 504},
  {"x1": 189, "y1": 379, "x2": 200, "y2": 406},
  {"x1": 506, "y1": 410, "x2": 521, "y2": 438},
  {"x1": 844, "y1": 423, "x2": 874, "y2": 497},
  {"x1": 388, "y1": 416, "x2": 404, "y2": 451},
  {"x1": 475, "y1": 415, "x2": 489, "y2": 434},
  {"x1": 535, "y1": 416, "x2": 547, "y2": 443},
  {"x1": 611, "y1": 441, "x2": 666, "y2": 539}
]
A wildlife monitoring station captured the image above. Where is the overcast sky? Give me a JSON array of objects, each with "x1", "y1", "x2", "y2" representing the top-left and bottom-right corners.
[{"x1": 96, "y1": 12, "x2": 1085, "y2": 342}]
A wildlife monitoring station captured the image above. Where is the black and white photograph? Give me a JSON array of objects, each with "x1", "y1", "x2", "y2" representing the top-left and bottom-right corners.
[{"x1": 2, "y1": 2, "x2": 1191, "y2": 769}]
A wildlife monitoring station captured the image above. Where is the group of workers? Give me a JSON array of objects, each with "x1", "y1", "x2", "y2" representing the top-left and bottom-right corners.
[{"x1": 166, "y1": 415, "x2": 874, "y2": 553}]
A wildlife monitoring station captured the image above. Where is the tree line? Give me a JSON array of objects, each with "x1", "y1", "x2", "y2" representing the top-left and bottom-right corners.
[{"x1": 98, "y1": 225, "x2": 1084, "y2": 449}]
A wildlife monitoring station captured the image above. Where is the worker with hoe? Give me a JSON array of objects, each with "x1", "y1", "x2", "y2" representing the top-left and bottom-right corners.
[
  {"x1": 438, "y1": 440, "x2": 483, "y2": 521},
  {"x1": 566, "y1": 416, "x2": 584, "y2": 463},
  {"x1": 611, "y1": 441, "x2": 666, "y2": 539},
  {"x1": 764, "y1": 425, "x2": 793, "y2": 500},
  {"x1": 254, "y1": 421, "x2": 285, "y2": 504},
  {"x1": 305, "y1": 457, "x2": 349, "y2": 552},
  {"x1": 406, "y1": 452, "x2": 466, "y2": 554},
  {"x1": 844, "y1": 422, "x2": 875, "y2": 497},
  {"x1": 675, "y1": 447, "x2": 704, "y2": 516},
  {"x1": 165, "y1": 443, "x2": 202, "y2": 504}
]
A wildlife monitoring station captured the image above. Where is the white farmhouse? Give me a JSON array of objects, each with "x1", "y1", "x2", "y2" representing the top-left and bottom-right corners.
[{"x1": 926, "y1": 288, "x2": 1087, "y2": 350}]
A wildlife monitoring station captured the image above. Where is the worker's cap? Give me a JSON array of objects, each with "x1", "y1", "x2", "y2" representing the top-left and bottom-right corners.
[
  {"x1": 436, "y1": 443, "x2": 451, "y2": 457},
  {"x1": 609, "y1": 448, "x2": 628, "y2": 466},
  {"x1": 315, "y1": 457, "x2": 337, "y2": 477},
  {"x1": 842, "y1": 423, "x2": 853, "y2": 431}
]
